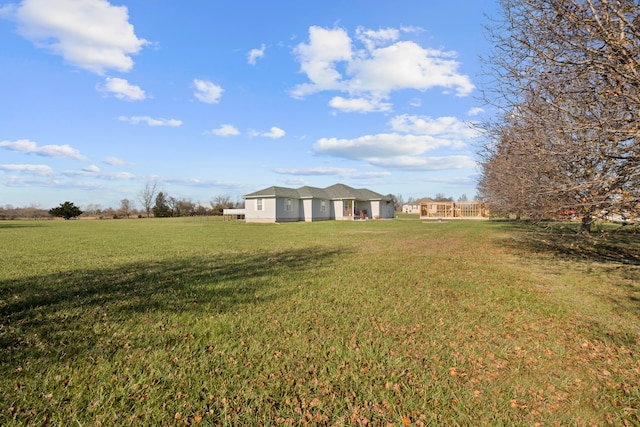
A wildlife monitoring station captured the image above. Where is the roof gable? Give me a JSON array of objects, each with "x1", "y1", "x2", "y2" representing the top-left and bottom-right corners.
[
  {"x1": 296, "y1": 186, "x2": 329, "y2": 199},
  {"x1": 244, "y1": 186, "x2": 300, "y2": 199},
  {"x1": 244, "y1": 183, "x2": 390, "y2": 201}
]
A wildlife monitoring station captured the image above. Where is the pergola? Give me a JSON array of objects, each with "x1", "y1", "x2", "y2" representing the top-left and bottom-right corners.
[{"x1": 419, "y1": 201, "x2": 489, "y2": 219}]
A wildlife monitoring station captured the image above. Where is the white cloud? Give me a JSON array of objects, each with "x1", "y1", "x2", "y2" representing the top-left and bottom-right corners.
[
  {"x1": 0, "y1": 163, "x2": 54, "y2": 175},
  {"x1": 98, "y1": 77, "x2": 146, "y2": 101},
  {"x1": 208, "y1": 124, "x2": 239, "y2": 137},
  {"x1": 355, "y1": 26, "x2": 400, "y2": 51},
  {"x1": 314, "y1": 133, "x2": 453, "y2": 159},
  {"x1": 247, "y1": 44, "x2": 265, "y2": 65},
  {"x1": 118, "y1": 116, "x2": 182, "y2": 127},
  {"x1": 275, "y1": 166, "x2": 354, "y2": 176},
  {"x1": 290, "y1": 26, "x2": 474, "y2": 111},
  {"x1": 347, "y1": 41, "x2": 474, "y2": 96},
  {"x1": 252, "y1": 127, "x2": 286, "y2": 139},
  {"x1": 312, "y1": 114, "x2": 480, "y2": 171},
  {"x1": 389, "y1": 114, "x2": 479, "y2": 141},
  {"x1": 193, "y1": 79, "x2": 223, "y2": 104},
  {"x1": 329, "y1": 96, "x2": 392, "y2": 113},
  {"x1": 63, "y1": 168, "x2": 136, "y2": 180},
  {"x1": 0, "y1": 139, "x2": 86, "y2": 160},
  {"x1": 468, "y1": 107, "x2": 484, "y2": 116},
  {"x1": 103, "y1": 156, "x2": 125, "y2": 165},
  {"x1": 10, "y1": 0, "x2": 148, "y2": 74},
  {"x1": 366, "y1": 155, "x2": 477, "y2": 170},
  {"x1": 291, "y1": 26, "x2": 353, "y2": 97},
  {"x1": 274, "y1": 166, "x2": 391, "y2": 179}
]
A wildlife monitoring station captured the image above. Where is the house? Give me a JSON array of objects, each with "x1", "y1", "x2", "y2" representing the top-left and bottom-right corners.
[{"x1": 243, "y1": 183, "x2": 395, "y2": 223}]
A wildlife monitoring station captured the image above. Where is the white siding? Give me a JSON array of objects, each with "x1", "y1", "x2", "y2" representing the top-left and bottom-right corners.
[
  {"x1": 275, "y1": 198, "x2": 299, "y2": 222},
  {"x1": 301, "y1": 199, "x2": 313, "y2": 222},
  {"x1": 245, "y1": 197, "x2": 278, "y2": 222}
]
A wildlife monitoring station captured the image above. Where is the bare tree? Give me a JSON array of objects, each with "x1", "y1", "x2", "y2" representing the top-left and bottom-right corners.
[
  {"x1": 211, "y1": 194, "x2": 234, "y2": 216},
  {"x1": 138, "y1": 182, "x2": 158, "y2": 218},
  {"x1": 481, "y1": 0, "x2": 640, "y2": 233},
  {"x1": 84, "y1": 203, "x2": 102, "y2": 218},
  {"x1": 119, "y1": 199, "x2": 134, "y2": 218},
  {"x1": 434, "y1": 193, "x2": 453, "y2": 202}
]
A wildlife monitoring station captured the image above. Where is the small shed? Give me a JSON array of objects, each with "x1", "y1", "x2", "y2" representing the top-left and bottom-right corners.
[{"x1": 223, "y1": 208, "x2": 246, "y2": 221}]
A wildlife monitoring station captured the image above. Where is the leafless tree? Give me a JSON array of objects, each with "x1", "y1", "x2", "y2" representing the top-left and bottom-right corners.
[
  {"x1": 119, "y1": 199, "x2": 134, "y2": 218},
  {"x1": 481, "y1": 0, "x2": 640, "y2": 233},
  {"x1": 210, "y1": 194, "x2": 234, "y2": 216},
  {"x1": 138, "y1": 182, "x2": 158, "y2": 218},
  {"x1": 84, "y1": 203, "x2": 102, "y2": 218}
]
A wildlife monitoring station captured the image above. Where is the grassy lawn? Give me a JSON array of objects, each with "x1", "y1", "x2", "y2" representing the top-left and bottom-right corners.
[{"x1": 1, "y1": 218, "x2": 638, "y2": 426}]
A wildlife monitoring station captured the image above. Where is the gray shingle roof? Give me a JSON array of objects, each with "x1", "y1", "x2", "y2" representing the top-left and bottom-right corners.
[
  {"x1": 295, "y1": 186, "x2": 329, "y2": 199},
  {"x1": 244, "y1": 186, "x2": 301, "y2": 199},
  {"x1": 244, "y1": 183, "x2": 390, "y2": 201}
]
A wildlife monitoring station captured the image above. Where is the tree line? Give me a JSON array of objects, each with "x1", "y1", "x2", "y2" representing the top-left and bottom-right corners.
[
  {"x1": 0, "y1": 183, "x2": 244, "y2": 220},
  {"x1": 479, "y1": 0, "x2": 639, "y2": 233}
]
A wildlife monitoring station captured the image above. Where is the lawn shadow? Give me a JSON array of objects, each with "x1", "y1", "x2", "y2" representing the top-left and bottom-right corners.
[
  {"x1": 0, "y1": 247, "x2": 343, "y2": 366},
  {"x1": 496, "y1": 220, "x2": 640, "y2": 316},
  {"x1": 493, "y1": 220, "x2": 640, "y2": 265}
]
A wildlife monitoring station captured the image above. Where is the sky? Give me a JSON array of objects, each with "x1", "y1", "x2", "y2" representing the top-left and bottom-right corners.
[{"x1": 0, "y1": 0, "x2": 500, "y2": 210}]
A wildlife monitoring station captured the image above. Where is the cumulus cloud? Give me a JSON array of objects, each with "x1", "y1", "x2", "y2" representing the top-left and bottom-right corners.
[
  {"x1": 389, "y1": 114, "x2": 479, "y2": 141},
  {"x1": 291, "y1": 25, "x2": 474, "y2": 112},
  {"x1": 193, "y1": 79, "x2": 223, "y2": 104},
  {"x1": 207, "y1": 124, "x2": 240, "y2": 137},
  {"x1": 468, "y1": 107, "x2": 485, "y2": 116},
  {"x1": 8, "y1": 0, "x2": 147, "y2": 74},
  {"x1": 312, "y1": 113, "x2": 479, "y2": 171},
  {"x1": 103, "y1": 156, "x2": 125, "y2": 165},
  {"x1": 329, "y1": 96, "x2": 392, "y2": 113},
  {"x1": 314, "y1": 133, "x2": 454, "y2": 159},
  {"x1": 0, "y1": 163, "x2": 54, "y2": 175},
  {"x1": 291, "y1": 26, "x2": 353, "y2": 96},
  {"x1": 252, "y1": 127, "x2": 286, "y2": 139},
  {"x1": 0, "y1": 139, "x2": 86, "y2": 160},
  {"x1": 247, "y1": 44, "x2": 265, "y2": 65},
  {"x1": 118, "y1": 116, "x2": 182, "y2": 127},
  {"x1": 98, "y1": 77, "x2": 146, "y2": 100},
  {"x1": 355, "y1": 26, "x2": 400, "y2": 51}
]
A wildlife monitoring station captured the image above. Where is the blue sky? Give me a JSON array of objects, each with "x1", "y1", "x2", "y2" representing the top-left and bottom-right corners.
[{"x1": 0, "y1": 0, "x2": 498, "y2": 209}]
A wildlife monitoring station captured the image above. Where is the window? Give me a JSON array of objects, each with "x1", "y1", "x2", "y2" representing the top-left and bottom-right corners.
[
  {"x1": 285, "y1": 199, "x2": 292, "y2": 212},
  {"x1": 257, "y1": 198, "x2": 263, "y2": 211},
  {"x1": 320, "y1": 200, "x2": 326, "y2": 212}
]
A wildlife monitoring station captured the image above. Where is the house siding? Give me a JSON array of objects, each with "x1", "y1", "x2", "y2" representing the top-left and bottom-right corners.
[
  {"x1": 244, "y1": 197, "x2": 279, "y2": 223},
  {"x1": 275, "y1": 198, "x2": 299, "y2": 222},
  {"x1": 244, "y1": 183, "x2": 394, "y2": 223}
]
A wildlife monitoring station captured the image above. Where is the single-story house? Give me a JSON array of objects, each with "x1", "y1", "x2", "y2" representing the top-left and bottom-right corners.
[{"x1": 243, "y1": 183, "x2": 395, "y2": 223}]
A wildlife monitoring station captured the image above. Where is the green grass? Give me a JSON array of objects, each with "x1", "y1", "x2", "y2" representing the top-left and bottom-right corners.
[{"x1": 1, "y1": 218, "x2": 638, "y2": 426}]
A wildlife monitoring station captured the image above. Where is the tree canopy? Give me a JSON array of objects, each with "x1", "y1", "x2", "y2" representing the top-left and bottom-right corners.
[{"x1": 49, "y1": 201, "x2": 83, "y2": 220}]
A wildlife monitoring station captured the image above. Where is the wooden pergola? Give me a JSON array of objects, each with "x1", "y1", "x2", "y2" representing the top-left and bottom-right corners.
[{"x1": 419, "y1": 201, "x2": 489, "y2": 219}]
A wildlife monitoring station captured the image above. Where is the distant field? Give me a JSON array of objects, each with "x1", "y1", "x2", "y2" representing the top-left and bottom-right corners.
[{"x1": 1, "y1": 218, "x2": 638, "y2": 425}]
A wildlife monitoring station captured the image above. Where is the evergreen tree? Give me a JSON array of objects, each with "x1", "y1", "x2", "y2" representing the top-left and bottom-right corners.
[{"x1": 49, "y1": 201, "x2": 83, "y2": 220}]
